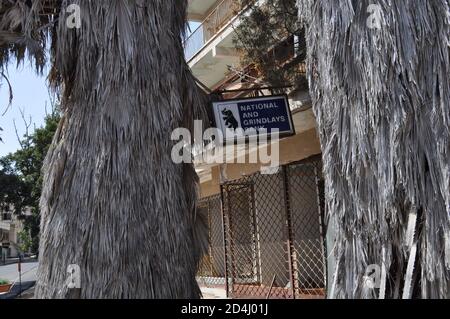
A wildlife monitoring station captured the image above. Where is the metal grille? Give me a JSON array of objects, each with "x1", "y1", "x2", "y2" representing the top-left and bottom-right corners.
[
  {"x1": 287, "y1": 161, "x2": 327, "y2": 298},
  {"x1": 223, "y1": 173, "x2": 291, "y2": 298},
  {"x1": 197, "y1": 195, "x2": 227, "y2": 287},
  {"x1": 196, "y1": 156, "x2": 327, "y2": 298},
  {"x1": 221, "y1": 156, "x2": 327, "y2": 299}
]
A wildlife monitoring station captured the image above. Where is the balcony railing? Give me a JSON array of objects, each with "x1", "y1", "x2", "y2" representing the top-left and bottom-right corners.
[{"x1": 184, "y1": 0, "x2": 241, "y2": 61}]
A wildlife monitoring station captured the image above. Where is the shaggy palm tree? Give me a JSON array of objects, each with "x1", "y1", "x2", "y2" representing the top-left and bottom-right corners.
[
  {"x1": 1, "y1": 0, "x2": 208, "y2": 298},
  {"x1": 297, "y1": 0, "x2": 450, "y2": 298}
]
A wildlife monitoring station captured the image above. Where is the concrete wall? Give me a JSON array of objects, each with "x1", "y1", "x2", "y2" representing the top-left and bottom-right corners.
[{"x1": 199, "y1": 127, "x2": 322, "y2": 198}]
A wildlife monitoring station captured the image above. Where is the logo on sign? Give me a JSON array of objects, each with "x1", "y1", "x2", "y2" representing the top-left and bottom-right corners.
[{"x1": 221, "y1": 108, "x2": 240, "y2": 130}]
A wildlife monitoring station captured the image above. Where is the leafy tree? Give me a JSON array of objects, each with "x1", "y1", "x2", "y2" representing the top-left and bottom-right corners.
[
  {"x1": 17, "y1": 229, "x2": 33, "y2": 253},
  {"x1": 0, "y1": 111, "x2": 60, "y2": 253},
  {"x1": 233, "y1": 0, "x2": 307, "y2": 90},
  {"x1": 0, "y1": 169, "x2": 29, "y2": 213}
]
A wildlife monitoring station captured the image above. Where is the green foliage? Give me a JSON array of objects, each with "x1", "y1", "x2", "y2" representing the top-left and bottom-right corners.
[
  {"x1": 17, "y1": 229, "x2": 33, "y2": 253},
  {"x1": 234, "y1": 0, "x2": 307, "y2": 89},
  {"x1": 0, "y1": 170, "x2": 30, "y2": 214},
  {"x1": 0, "y1": 111, "x2": 60, "y2": 253},
  {"x1": 0, "y1": 279, "x2": 10, "y2": 285}
]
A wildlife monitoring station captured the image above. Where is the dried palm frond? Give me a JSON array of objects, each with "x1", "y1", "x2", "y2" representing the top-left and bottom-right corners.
[
  {"x1": 297, "y1": 0, "x2": 450, "y2": 298},
  {"x1": 0, "y1": 0, "x2": 52, "y2": 72},
  {"x1": 1, "y1": 0, "x2": 208, "y2": 299}
]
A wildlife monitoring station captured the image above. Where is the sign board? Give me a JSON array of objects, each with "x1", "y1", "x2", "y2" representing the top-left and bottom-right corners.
[
  {"x1": 212, "y1": 95, "x2": 295, "y2": 143},
  {"x1": 1, "y1": 242, "x2": 10, "y2": 248}
]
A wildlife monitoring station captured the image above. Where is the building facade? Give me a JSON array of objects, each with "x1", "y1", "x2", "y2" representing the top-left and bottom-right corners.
[
  {"x1": 0, "y1": 209, "x2": 25, "y2": 259},
  {"x1": 186, "y1": 0, "x2": 331, "y2": 299}
]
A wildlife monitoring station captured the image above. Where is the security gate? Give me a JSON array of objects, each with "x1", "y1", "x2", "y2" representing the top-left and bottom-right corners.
[
  {"x1": 221, "y1": 156, "x2": 326, "y2": 299},
  {"x1": 225, "y1": 183, "x2": 261, "y2": 285},
  {"x1": 197, "y1": 195, "x2": 227, "y2": 287}
]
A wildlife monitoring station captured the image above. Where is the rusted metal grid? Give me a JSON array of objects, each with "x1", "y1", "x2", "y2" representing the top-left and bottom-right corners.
[{"x1": 221, "y1": 156, "x2": 327, "y2": 299}]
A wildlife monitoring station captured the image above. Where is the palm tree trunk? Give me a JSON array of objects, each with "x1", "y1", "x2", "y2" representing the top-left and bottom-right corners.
[
  {"x1": 33, "y1": 0, "x2": 207, "y2": 298},
  {"x1": 297, "y1": 0, "x2": 450, "y2": 298}
]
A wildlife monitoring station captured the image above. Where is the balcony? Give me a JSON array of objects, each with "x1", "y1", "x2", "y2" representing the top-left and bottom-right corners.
[
  {"x1": 0, "y1": 220, "x2": 10, "y2": 232},
  {"x1": 185, "y1": 0, "x2": 241, "y2": 61}
]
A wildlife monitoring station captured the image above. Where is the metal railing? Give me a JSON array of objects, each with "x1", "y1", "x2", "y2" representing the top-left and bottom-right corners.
[{"x1": 184, "y1": 0, "x2": 241, "y2": 61}]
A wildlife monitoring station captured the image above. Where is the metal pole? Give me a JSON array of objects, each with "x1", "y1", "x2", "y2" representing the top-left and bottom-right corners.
[
  {"x1": 220, "y1": 185, "x2": 230, "y2": 298},
  {"x1": 18, "y1": 254, "x2": 22, "y2": 298},
  {"x1": 266, "y1": 275, "x2": 277, "y2": 299},
  {"x1": 282, "y1": 166, "x2": 296, "y2": 299},
  {"x1": 207, "y1": 202, "x2": 215, "y2": 277},
  {"x1": 314, "y1": 165, "x2": 328, "y2": 294}
]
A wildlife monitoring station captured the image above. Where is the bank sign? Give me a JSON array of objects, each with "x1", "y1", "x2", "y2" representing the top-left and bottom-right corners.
[{"x1": 213, "y1": 95, "x2": 295, "y2": 143}]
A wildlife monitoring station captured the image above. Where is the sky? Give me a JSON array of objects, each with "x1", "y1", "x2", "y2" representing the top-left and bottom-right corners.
[
  {"x1": 0, "y1": 64, "x2": 50, "y2": 157},
  {"x1": 0, "y1": 22, "x2": 200, "y2": 158}
]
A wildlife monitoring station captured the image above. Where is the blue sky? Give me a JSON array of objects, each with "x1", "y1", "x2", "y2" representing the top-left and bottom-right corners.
[{"x1": 0, "y1": 65, "x2": 50, "y2": 157}]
